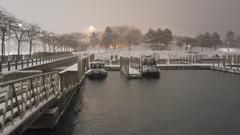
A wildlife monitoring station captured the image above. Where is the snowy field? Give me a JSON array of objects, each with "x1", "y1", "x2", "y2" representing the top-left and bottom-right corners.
[{"x1": 82, "y1": 44, "x2": 240, "y2": 60}]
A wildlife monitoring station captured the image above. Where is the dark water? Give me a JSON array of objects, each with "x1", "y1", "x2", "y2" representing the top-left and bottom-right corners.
[{"x1": 24, "y1": 70, "x2": 240, "y2": 135}]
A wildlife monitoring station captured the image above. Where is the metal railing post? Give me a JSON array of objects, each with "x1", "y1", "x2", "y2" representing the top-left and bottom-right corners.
[{"x1": 27, "y1": 59, "x2": 29, "y2": 67}]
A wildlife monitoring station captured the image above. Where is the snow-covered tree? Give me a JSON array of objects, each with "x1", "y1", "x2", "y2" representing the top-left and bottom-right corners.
[
  {"x1": 144, "y1": 28, "x2": 155, "y2": 43},
  {"x1": 225, "y1": 30, "x2": 237, "y2": 47},
  {"x1": 162, "y1": 28, "x2": 173, "y2": 45},
  {"x1": 102, "y1": 26, "x2": 114, "y2": 49},
  {"x1": 211, "y1": 32, "x2": 222, "y2": 50},
  {"x1": 89, "y1": 32, "x2": 100, "y2": 48}
]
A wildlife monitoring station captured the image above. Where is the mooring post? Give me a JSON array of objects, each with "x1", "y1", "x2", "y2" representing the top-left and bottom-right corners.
[
  {"x1": 27, "y1": 59, "x2": 29, "y2": 67},
  {"x1": 21, "y1": 60, "x2": 24, "y2": 68},
  {"x1": 190, "y1": 55, "x2": 191, "y2": 64},
  {"x1": 229, "y1": 55, "x2": 232, "y2": 69},
  {"x1": 36, "y1": 58, "x2": 38, "y2": 65},
  {"x1": 8, "y1": 61, "x2": 10, "y2": 71},
  {"x1": 196, "y1": 55, "x2": 198, "y2": 63},
  {"x1": 223, "y1": 55, "x2": 226, "y2": 69},
  {"x1": 78, "y1": 55, "x2": 83, "y2": 81},
  {"x1": 190, "y1": 55, "x2": 192, "y2": 64},
  {"x1": 192, "y1": 55, "x2": 195, "y2": 64},
  {"x1": 127, "y1": 58, "x2": 129, "y2": 76},
  {"x1": 120, "y1": 57, "x2": 122, "y2": 72},
  {"x1": 213, "y1": 56, "x2": 215, "y2": 68},
  {"x1": 15, "y1": 60, "x2": 18, "y2": 70},
  {"x1": 233, "y1": 55, "x2": 236, "y2": 69},
  {"x1": 138, "y1": 57, "x2": 141, "y2": 71},
  {"x1": 0, "y1": 62, "x2": 2, "y2": 73},
  {"x1": 39, "y1": 58, "x2": 42, "y2": 64},
  {"x1": 237, "y1": 55, "x2": 240, "y2": 70}
]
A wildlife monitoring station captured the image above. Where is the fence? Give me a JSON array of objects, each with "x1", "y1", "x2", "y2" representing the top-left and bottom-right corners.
[
  {"x1": 0, "y1": 54, "x2": 92, "y2": 134},
  {"x1": 0, "y1": 71, "x2": 60, "y2": 133},
  {"x1": 213, "y1": 54, "x2": 240, "y2": 70},
  {"x1": 0, "y1": 54, "x2": 73, "y2": 72}
]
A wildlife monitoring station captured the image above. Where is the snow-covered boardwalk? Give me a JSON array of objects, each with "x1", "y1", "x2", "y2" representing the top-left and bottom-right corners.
[{"x1": 0, "y1": 56, "x2": 76, "y2": 78}]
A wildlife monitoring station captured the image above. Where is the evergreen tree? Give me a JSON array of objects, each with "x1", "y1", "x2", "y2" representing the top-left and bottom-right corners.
[
  {"x1": 102, "y1": 26, "x2": 113, "y2": 49},
  {"x1": 211, "y1": 32, "x2": 222, "y2": 50}
]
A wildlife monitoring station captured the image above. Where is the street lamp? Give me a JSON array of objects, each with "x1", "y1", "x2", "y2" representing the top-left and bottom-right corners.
[{"x1": 18, "y1": 23, "x2": 22, "y2": 28}]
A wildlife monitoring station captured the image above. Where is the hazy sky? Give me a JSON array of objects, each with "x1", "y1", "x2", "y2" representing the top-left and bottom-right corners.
[{"x1": 1, "y1": 0, "x2": 240, "y2": 37}]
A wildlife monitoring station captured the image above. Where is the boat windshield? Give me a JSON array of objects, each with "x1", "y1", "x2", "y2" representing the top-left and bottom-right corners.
[
  {"x1": 90, "y1": 63, "x2": 105, "y2": 69},
  {"x1": 143, "y1": 59, "x2": 156, "y2": 66}
]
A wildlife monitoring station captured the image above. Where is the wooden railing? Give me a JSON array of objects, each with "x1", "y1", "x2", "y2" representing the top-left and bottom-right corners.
[
  {"x1": 0, "y1": 54, "x2": 92, "y2": 134},
  {"x1": 0, "y1": 71, "x2": 60, "y2": 133},
  {"x1": 0, "y1": 54, "x2": 73, "y2": 72}
]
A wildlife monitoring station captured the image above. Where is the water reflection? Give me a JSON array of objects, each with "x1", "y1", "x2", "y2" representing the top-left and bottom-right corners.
[{"x1": 24, "y1": 71, "x2": 240, "y2": 135}]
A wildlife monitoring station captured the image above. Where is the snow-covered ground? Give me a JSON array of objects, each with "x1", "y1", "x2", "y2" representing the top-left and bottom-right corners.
[{"x1": 83, "y1": 44, "x2": 240, "y2": 60}]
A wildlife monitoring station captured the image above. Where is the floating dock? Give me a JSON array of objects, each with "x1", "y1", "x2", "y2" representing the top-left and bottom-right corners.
[
  {"x1": 120, "y1": 57, "x2": 142, "y2": 79},
  {"x1": 157, "y1": 64, "x2": 212, "y2": 70},
  {"x1": 211, "y1": 66, "x2": 240, "y2": 74}
]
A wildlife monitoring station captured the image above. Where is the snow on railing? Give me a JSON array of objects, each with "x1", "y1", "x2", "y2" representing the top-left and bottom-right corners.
[
  {"x1": 0, "y1": 71, "x2": 59, "y2": 133},
  {"x1": 0, "y1": 53, "x2": 73, "y2": 73}
]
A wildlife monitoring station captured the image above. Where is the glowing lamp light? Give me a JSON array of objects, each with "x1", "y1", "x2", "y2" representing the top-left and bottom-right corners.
[
  {"x1": 18, "y1": 23, "x2": 23, "y2": 28},
  {"x1": 89, "y1": 25, "x2": 95, "y2": 33}
]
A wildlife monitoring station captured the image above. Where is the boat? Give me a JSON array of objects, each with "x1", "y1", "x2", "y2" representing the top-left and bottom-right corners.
[
  {"x1": 141, "y1": 55, "x2": 160, "y2": 78},
  {"x1": 86, "y1": 59, "x2": 108, "y2": 79}
]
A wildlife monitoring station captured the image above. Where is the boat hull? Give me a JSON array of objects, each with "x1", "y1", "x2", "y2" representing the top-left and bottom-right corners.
[
  {"x1": 86, "y1": 69, "x2": 108, "y2": 79},
  {"x1": 141, "y1": 70, "x2": 160, "y2": 78}
]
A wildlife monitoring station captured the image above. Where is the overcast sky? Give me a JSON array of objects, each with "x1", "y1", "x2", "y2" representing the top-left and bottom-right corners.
[{"x1": 1, "y1": 0, "x2": 240, "y2": 37}]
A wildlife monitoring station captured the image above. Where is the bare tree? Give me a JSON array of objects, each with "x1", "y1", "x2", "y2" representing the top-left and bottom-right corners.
[
  {"x1": 126, "y1": 28, "x2": 143, "y2": 50},
  {"x1": 26, "y1": 24, "x2": 40, "y2": 58},
  {"x1": 39, "y1": 30, "x2": 50, "y2": 52},
  {"x1": 12, "y1": 22, "x2": 27, "y2": 59},
  {"x1": 0, "y1": 10, "x2": 9, "y2": 59}
]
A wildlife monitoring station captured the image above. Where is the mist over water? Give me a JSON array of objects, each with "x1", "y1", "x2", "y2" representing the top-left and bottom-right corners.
[{"x1": 24, "y1": 71, "x2": 240, "y2": 135}]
